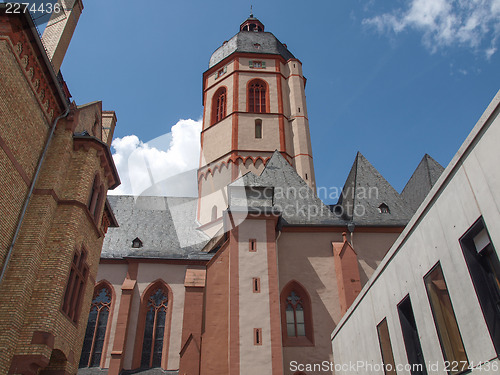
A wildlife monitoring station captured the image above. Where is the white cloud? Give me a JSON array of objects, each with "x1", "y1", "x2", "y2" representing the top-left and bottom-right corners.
[
  {"x1": 363, "y1": 0, "x2": 500, "y2": 57},
  {"x1": 109, "y1": 118, "x2": 202, "y2": 197}
]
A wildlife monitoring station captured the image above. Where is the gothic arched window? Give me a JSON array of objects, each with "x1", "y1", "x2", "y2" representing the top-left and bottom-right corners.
[
  {"x1": 141, "y1": 286, "x2": 169, "y2": 368},
  {"x1": 286, "y1": 291, "x2": 305, "y2": 337},
  {"x1": 212, "y1": 87, "x2": 227, "y2": 125},
  {"x1": 79, "y1": 284, "x2": 113, "y2": 368},
  {"x1": 248, "y1": 79, "x2": 267, "y2": 113},
  {"x1": 280, "y1": 281, "x2": 314, "y2": 346}
]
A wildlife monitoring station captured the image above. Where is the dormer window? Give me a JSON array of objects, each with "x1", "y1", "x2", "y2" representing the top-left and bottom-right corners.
[
  {"x1": 215, "y1": 66, "x2": 227, "y2": 79},
  {"x1": 378, "y1": 203, "x2": 390, "y2": 214},
  {"x1": 132, "y1": 237, "x2": 143, "y2": 248},
  {"x1": 249, "y1": 60, "x2": 265, "y2": 69}
]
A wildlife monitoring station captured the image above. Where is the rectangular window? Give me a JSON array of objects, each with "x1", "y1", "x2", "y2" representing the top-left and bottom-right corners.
[
  {"x1": 255, "y1": 121, "x2": 262, "y2": 138},
  {"x1": 249, "y1": 60, "x2": 265, "y2": 69},
  {"x1": 252, "y1": 278, "x2": 261, "y2": 293},
  {"x1": 215, "y1": 66, "x2": 227, "y2": 79},
  {"x1": 424, "y1": 263, "x2": 468, "y2": 374},
  {"x1": 398, "y1": 295, "x2": 428, "y2": 375},
  {"x1": 377, "y1": 318, "x2": 397, "y2": 375},
  {"x1": 249, "y1": 239, "x2": 257, "y2": 252},
  {"x1": 254, "y1": 328, "x2": 262, "y2": 345},
  {"x1": 62, "y1": 247, "x2": 89, "y2": 323},
  {"x1": 460, "y1": 218, "x2": 500, "y2": 354}
]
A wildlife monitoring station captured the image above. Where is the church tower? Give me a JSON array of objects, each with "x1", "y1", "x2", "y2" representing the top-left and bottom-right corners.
[{"x1": 198, "y1": 14, "x2": 316, "y2": 228}]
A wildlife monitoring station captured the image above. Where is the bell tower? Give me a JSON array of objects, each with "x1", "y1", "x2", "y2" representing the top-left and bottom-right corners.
[{"x1": 198, "y1": 14, "x2": 315, "y2": 229}]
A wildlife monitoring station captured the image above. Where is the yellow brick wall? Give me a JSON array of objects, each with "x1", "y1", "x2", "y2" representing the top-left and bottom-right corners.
[{"x1": 0, "y1": 24, "x2": 117, "y2": 374}]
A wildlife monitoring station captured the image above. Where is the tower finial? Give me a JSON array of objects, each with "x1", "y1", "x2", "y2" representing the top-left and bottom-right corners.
[{"x1": 250, "y1": 5, "x2": 253, "y2": 18}]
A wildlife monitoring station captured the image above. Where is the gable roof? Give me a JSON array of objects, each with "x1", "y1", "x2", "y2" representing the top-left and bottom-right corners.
[
  {"x1": 401, "y1": 154, "x2": 445, "y2": 212},
  {"x1": 229, "y1": 151, "x2": 344, "y2": 225},
  {"x1": 336, "y1": 152, "x2": 413, "y2": 226},
  {"x1": 101, "y1": 196, "x2": 211, "y2": 260}
]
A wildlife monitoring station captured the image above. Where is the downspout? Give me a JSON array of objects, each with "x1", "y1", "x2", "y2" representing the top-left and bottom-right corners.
[{"x1": 0, "y1": 107, "x2": 70, "y2": 284}]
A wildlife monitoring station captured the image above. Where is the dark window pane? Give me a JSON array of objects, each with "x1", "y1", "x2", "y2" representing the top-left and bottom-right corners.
[
  {"x1": 141, "y1": 308, "x2": 155, "y2": 367},
  {"x1": 377, "y1": 318, "x2": 397, "y2": 375},
  {"x1": 152, "y1": 307, "x2": 166, "y2": 367},
  {"x1": 398, "y1": 296, "x2": 427, "y2": 375},
  {"x1": 79, "y1": 286, "x2": 111, "y2": 369},
  {"x1": 255, "y1": 122, "x2": 262, "y2": 138},
  {"x1": 142, "y1": 288, "x2": 168, "y2": 368},
  {"x1": 249, "y1": 81, "x2": 266, "y2": 113},
  {"x1": 460, "y1": 219, "x2": 500, "y2": 354},
  {"x1": 94, "y1": 288, "x2": 111, "y2": 304},
  {"x1": 79, "y1": 306, "x2": 98, "y2": 368},
  {"x1": 424, "y1": 264, "x2": 468, "y2": 374},
  {"x1": 90, "y1": 308, "x2": 109, "y2": 367}
]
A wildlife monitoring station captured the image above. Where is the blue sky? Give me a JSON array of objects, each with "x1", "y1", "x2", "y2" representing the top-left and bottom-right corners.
[{"x1": 48, "y1": 0, "x2": 499, "y2": 202}]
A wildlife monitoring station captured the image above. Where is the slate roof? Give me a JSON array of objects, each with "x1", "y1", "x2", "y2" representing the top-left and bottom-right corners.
[
  {"x1": 401, "y1": 154, "x2": 445, "y2": 212},
  {"x1": 336, "y1": 152, "x2": 414, "y2": 226},
  {"x1": 102, "y1": 152, "x2": 443, "y2": 261},
  {"x1": 209, "y1": 31, "x2": 295, "y2": 68},
  {"x1": 101, "y1": 196, "x2": 211, "y2": 260},
  {"x1": 229, "y1": 151, "x2": 345, "y2": 225}
]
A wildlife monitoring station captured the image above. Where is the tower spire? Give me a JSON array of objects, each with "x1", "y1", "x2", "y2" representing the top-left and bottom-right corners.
[{"x1": 240, "y1": 10, "x2": 264, "y2": 32}]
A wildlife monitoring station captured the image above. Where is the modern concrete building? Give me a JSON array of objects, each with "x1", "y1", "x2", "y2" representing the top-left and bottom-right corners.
[{"x1": 331, "y1": 91, "x2": 500, "y2": 375}]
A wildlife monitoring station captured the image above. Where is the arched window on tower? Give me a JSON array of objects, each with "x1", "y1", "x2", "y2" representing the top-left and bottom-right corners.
[
  {"x1": 248, "y1": 79, "x2": 267, "y2": 113},
  {"x1": 211, "y1": 87, "x2": 227, "y2": 125},
  {"x1": 140, "y1": 284, "x2": 170, "y2": 368},
  {"x1": 280, "y1": 280, "x2": 314, "y2": 346},
  {"x1": 79, "y1": 283, "x2": 113, "y2": 368}
]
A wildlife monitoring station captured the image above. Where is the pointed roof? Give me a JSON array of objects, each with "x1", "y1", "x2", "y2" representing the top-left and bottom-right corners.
[
  {"x1": 336, "y1": 152, "x2": 413, "y2": 226},
  {"x1": 401, "y1": 154, "x2": 444, "y2": 212},
  {"x1": 229, "y1": 151, "x2": 343, "y2": 225}
]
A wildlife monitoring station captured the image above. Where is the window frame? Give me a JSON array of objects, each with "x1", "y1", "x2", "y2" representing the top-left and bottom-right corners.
[
  {"x1": 247, "y1": 79, "x2": 268, "y2": 114},
  {"x1": 459, "y1": 217, "x2": 500, "y2": 355},
  {"x1": 62, "y1": 246, "x2": 89, "y2": 324},
  {"x1": 280, "y1": 280, "x2": 314, "y2": 347},
  {"x1": 132, "y1": 280, "x2": 173, "y2": 370},
  {"x1": 79, "y1": 281, "x2": 114, "y2": 369},
  {"x1": 255, "y1": 119, "x2": 263, "y2": 138},
  {"x1": 211, "y1": 86, "x2": 227, "y2": 125},
  {"x1": 397, "y1": 295, "x2": 428, "y2": 375},
  {"x1": 423, "y1": 262, "x2": 468, "y2": 374},
  {"x1": 378, "y1": 203, "x2": 390, "y2": 214},
  {"x1": 377, "y1": 318, "x2": 397, "y2": 375}
]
